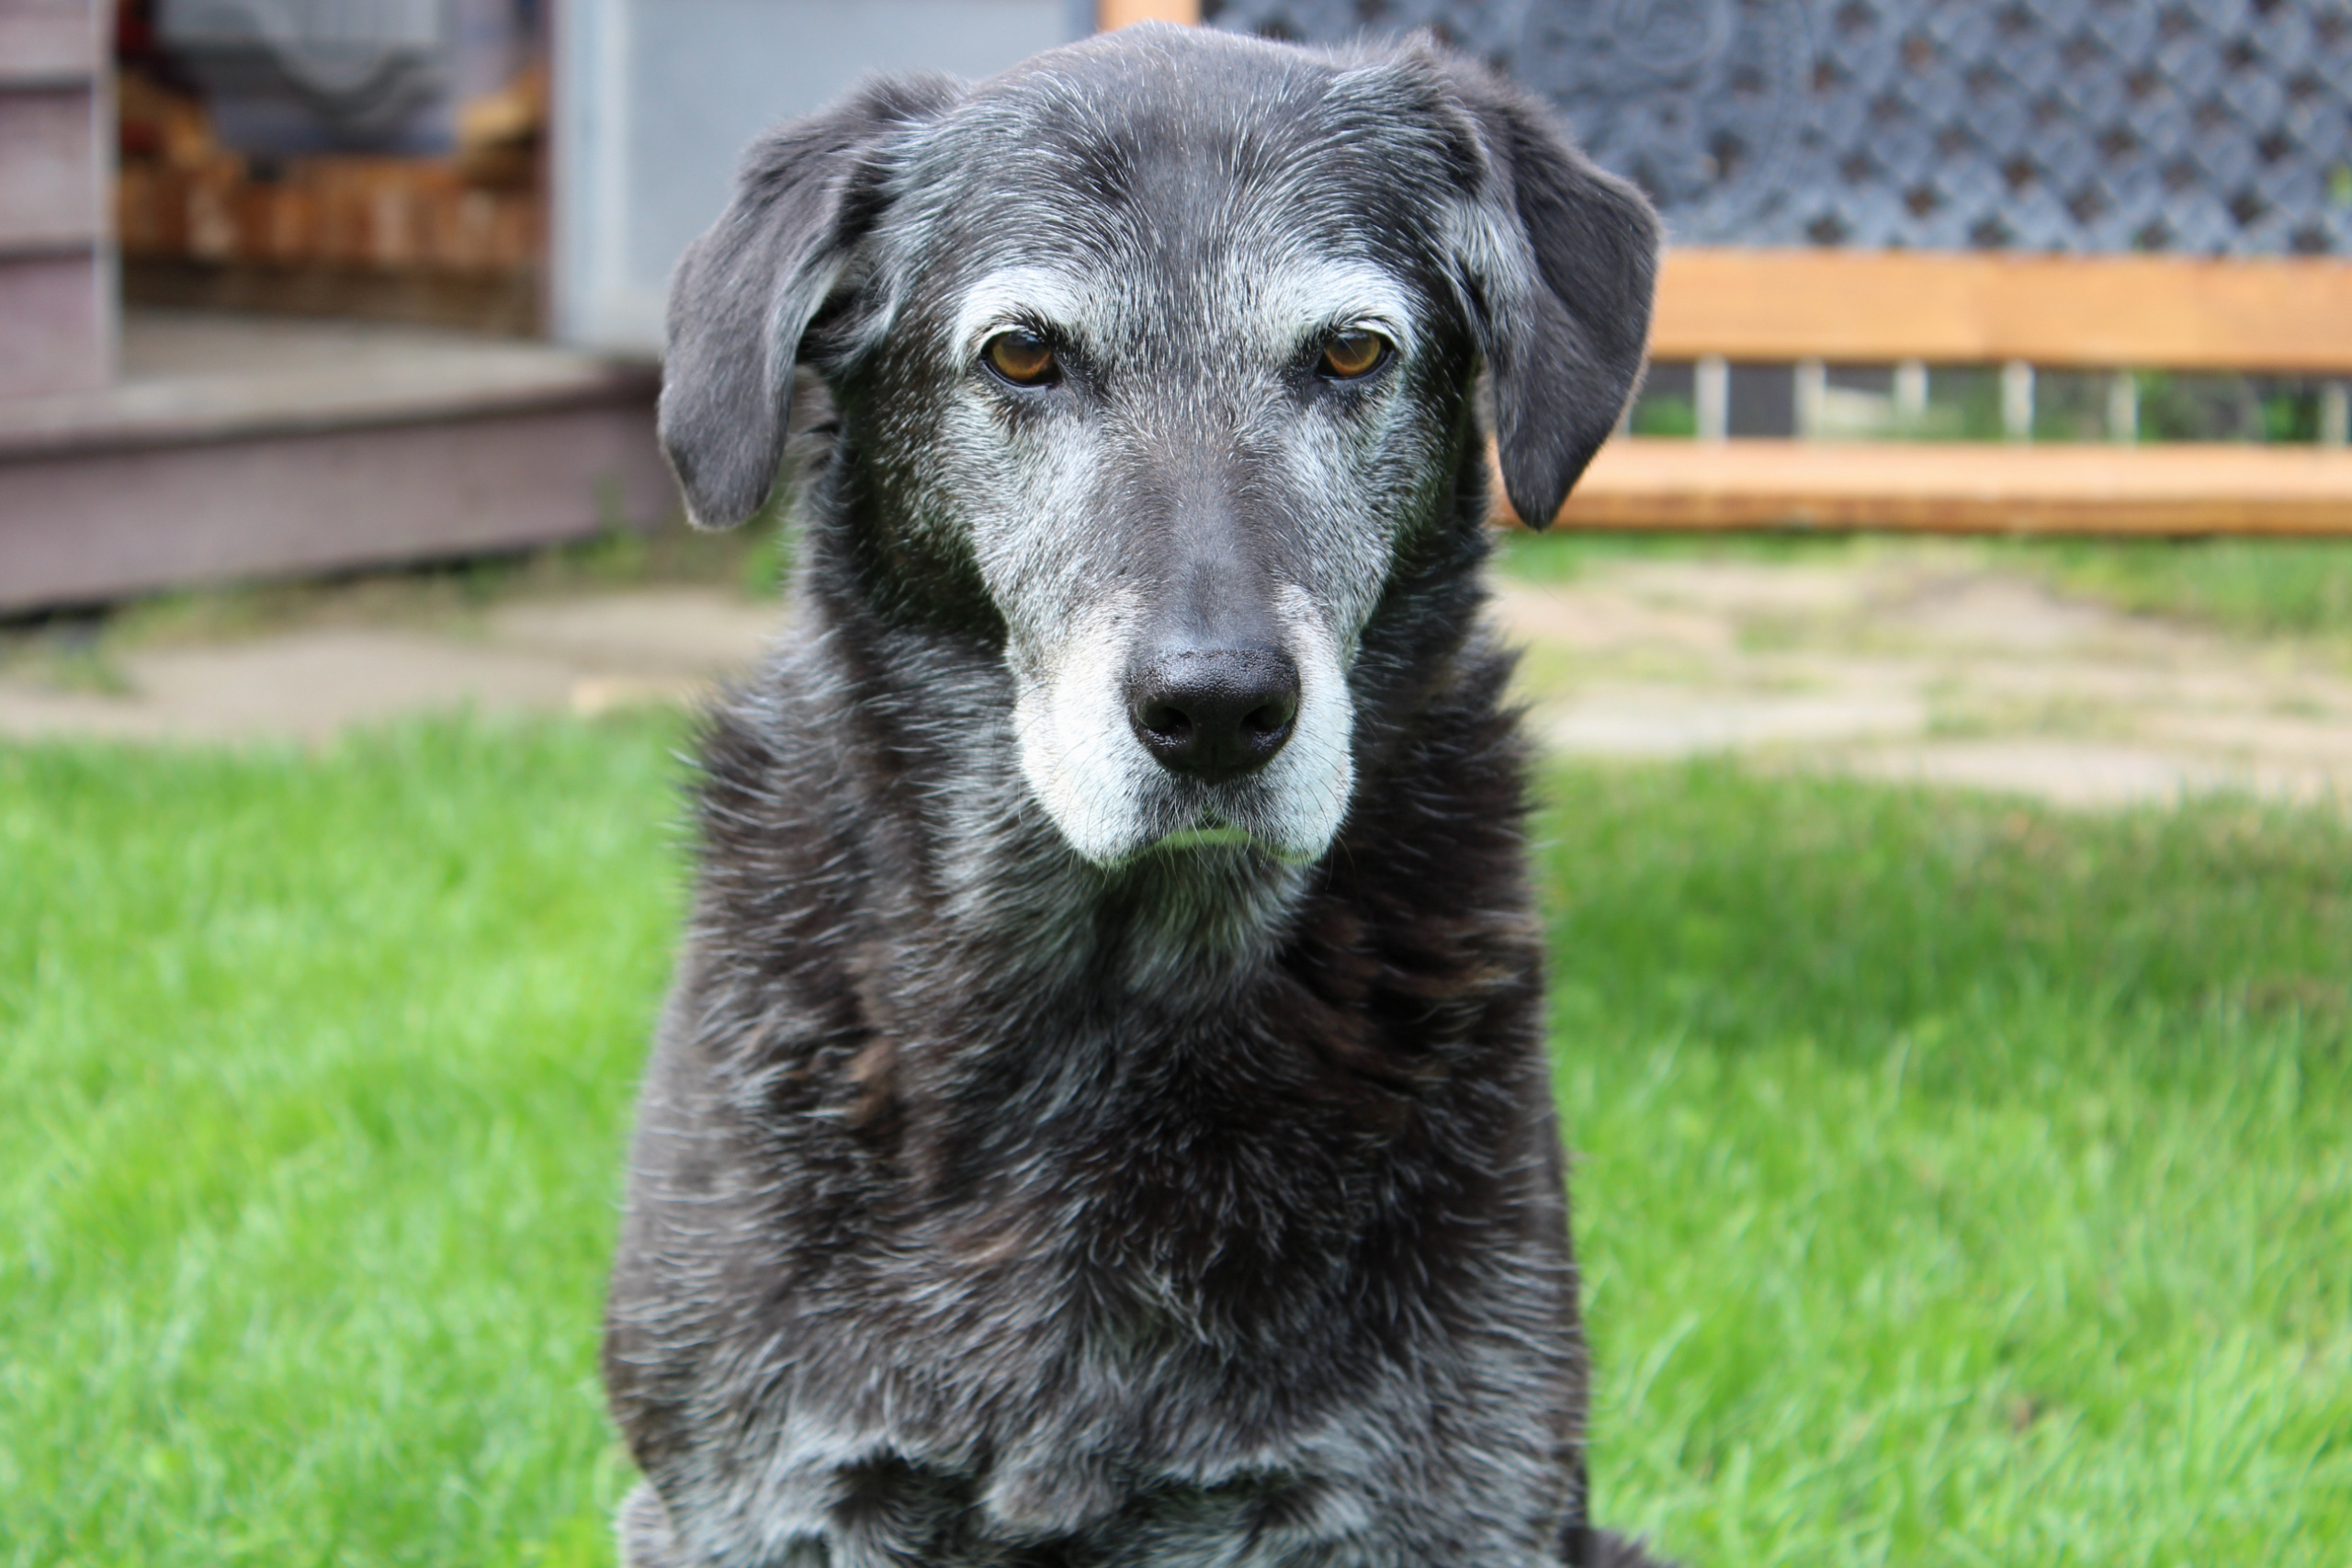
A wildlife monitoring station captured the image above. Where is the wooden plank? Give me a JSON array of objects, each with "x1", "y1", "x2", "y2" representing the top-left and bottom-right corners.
[
  {"x1": 1501, "y1": 437, "x2": 2352, "y2": 537},
  {"x1": 122, "y1": 257, "x2": 542, "y2": 337},
  {"x1": 1098, "y1": 0, "x2": 1199, "y2": 28},
  {"x1": 0, "y1": 400, "x2": 673, "y2": 613},
  {"x1": 0, "y1": 321, "x2": 654, "y2": 459},
  {"x1": 0, "y1": 250, "x2": 106, "y2": 396},
  {"x1": 1650, "y1": 249, "x2": 2352, "y2": 374}
]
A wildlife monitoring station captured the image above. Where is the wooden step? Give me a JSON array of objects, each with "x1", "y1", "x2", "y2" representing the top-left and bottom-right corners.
[
  {"x1": 1, "y1": 311, "x2": 672, "y2": 613},
  {"x1": 1514, "y1": 437, "x2": 2352, "y2": 536}
]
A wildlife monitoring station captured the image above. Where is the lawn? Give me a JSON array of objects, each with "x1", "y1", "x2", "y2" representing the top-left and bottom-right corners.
[
  {"x1": 0, "y1": 719, "x2": 679, "y2": 1568},
  {"x1": 1494, "y1": 527, "x2": 2352, "y2": 649},
  {"x1": 2, "y1": 716, "x2": 2346, "y2": 1566}
]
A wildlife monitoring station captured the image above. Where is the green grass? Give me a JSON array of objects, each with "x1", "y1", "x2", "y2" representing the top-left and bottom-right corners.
[
  {"x1": 4, "y1": 723, "x2": 2346, "y2": 1565},
  {"x1": 1492, "y1": 527, "x2": 1869, "y2": 585},
  {"x1": 0, "y1": 717, "x2": 688, "y2": 1568},
  {"x1": 1989, "y1": 538, "x2": 2352, "y2": 643},
  {"x1": 1548, "y1": 769, "x2": 2351, "y2": 1564},
  {"x1": 1494, "y1": 527, "x2": 2352, "y2": 645}
]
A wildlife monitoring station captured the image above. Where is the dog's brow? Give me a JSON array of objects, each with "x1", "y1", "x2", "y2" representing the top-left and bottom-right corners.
[
  {"x1": 1227, "y1": 259, "x2": 1419, "y2": 353},
  {"x1": 956, "y1": 268, "x2": 1106, "y2": 350},
  {"x1": 958, "y1": 259, "x2": 1420, "y2": 359}
]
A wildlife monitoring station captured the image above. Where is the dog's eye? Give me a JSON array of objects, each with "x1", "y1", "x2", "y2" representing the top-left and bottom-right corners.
[
  {"x1": 984, "y1": 331, "x2": 1057, "y2": 387},
  {"x1": 1319, "y1": 332, "x2": 1392, "y2": 380}
]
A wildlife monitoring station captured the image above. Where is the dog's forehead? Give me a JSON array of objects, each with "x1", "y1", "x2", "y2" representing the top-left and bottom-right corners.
[
  {"x1": 944, "y1": 256, "x2": 1418, "y2": 363},
  {"x1": 887, "y1": 30, "x2": 1476, "y2": 321}
]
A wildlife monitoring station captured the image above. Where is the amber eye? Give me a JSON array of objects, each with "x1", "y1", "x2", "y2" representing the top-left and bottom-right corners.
[
  {"x1": 984, "y1": 330, "x2": 1057, "y2": 386},
  {"x1": 1319, "y1": 331, "x2": 1391, "y2": 380}
]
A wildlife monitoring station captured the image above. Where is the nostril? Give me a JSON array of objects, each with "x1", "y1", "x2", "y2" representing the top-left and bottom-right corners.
[
  {"x1": 1240, "y1": 695, "x2": 1295, "y2": 743},
  {"x1": 1138, "y1": 701, "x2": 1193, "y2": 744}
]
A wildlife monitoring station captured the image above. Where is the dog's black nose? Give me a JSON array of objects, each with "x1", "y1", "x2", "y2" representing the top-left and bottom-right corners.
[{"x1": 1127, "y1": 645, "x2": 1300, "y2": 782}]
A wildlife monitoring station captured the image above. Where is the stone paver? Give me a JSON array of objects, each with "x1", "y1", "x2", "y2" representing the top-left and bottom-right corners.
[
  {"x1": 5, "y1": 561, "x2": 2346, "y2": 809},
  {"x1": 1492, "y1": 558, "x2": 2352, "y2": 807},
  {"x1": 0, "y1": 586, "x2": 775, "y2": 743}
]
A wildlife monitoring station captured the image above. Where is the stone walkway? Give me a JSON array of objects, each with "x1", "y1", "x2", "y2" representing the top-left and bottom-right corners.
[
  {"x1": 1494, "y1": 556, "x2": 2352, "y2": 807},
  {"x1": 4, "y1": 556, "x2": 2347, "y2": 808},
  {"x1": 0, "y1": 587, "x2": 775, "y2": 744}
]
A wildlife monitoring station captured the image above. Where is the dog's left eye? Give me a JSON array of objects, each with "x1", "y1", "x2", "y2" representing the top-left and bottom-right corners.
[
  {"x1": 984, "y1": 331, "x2": 1058, "y2": 387},
  {"x1": 1319, "y1": 332, "x2": 1392, "y2": 380}
]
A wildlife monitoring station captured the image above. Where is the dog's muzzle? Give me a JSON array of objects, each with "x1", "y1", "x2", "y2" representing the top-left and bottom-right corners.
[
  {"x1": 1125, "y1": 643, "x2": 1300, "y2": 784},
  {"x1": 1009, "y1": 581, "x2": 1351, "y2": 869}
]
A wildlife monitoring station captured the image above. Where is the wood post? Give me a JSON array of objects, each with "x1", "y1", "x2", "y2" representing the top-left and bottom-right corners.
[
  {"x1": 1793, "y1": 357, "x2": 1826, "y2": 440},
  {"x1": 2107, "y1": 371, "x2": 2139, "y2": 444},
  {"x1": 1893, "y1": 359, "x2": 1928, "y2": 428},
  {"x1": 2001, "y1": 359, "x2": 2034, "y2": 444},
  {"x1": 1694, "y1": 354, "x2": 1730, "y2": 443},
  {"x1": 0, "y1": 0, "x2": 112, "y2": 398}
]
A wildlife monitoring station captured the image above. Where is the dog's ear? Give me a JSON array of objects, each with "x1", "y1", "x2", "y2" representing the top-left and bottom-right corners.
[
  {"x1": 659, "y1": 77, "x2": 957, "y2": 530},
  {"x1": 1435, "y1": 61, "x2": 1659, "y2": 531}
]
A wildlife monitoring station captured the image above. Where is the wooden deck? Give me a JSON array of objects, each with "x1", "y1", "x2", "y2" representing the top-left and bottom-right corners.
[{"x1": 0, "y1": 310, "x2": 670, "y2": 614}]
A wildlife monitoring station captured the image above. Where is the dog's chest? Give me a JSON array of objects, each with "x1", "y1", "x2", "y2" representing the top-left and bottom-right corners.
[
  {"x1": 764, "y1": 1272, "x2": 1441, "y2": 1564},
  {"x1": 745, "y1": 1253, "x2": 1563, "y2": 1568},
  {"x1": 655, "y1": 682, "x2": 1574, "y2": 1561},
  {"x1": 762, "y1": 1067, "x2": 1439, "y2": 1551}
]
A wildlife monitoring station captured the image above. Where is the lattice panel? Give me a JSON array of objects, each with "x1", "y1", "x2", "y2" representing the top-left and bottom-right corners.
[{"x1": 1202, "y1": 0, "x2": 2352, "y2": 255}]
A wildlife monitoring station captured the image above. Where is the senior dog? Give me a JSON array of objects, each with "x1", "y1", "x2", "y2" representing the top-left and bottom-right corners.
[{"x1": 605, "y1": 21, "x2": 1669, "y2": 1567}]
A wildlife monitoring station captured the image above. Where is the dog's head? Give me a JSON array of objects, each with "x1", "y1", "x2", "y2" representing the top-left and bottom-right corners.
[{"x1": 660, "y1": 25, "x2": 1657, "y2": 868}]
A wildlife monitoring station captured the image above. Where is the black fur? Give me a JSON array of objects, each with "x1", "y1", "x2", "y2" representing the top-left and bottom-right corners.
[
  {"x1": 1455, "y1": 70, "x2": 1660, "y2": 530},
  {"x1": 609, "y1": 24, "x2": 1674, "y2": 1567},
  {"x1": 658, "y1": 74, "x2": 963, "y2": 530}
]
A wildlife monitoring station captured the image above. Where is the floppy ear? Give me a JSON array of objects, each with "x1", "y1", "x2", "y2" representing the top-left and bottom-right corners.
[
  {"x1": 1440, "y1": 63, "x2": 1660, "y2": 531},
  {"x1": 658, "y1": 77, "x2": 957, "y2": 529}
]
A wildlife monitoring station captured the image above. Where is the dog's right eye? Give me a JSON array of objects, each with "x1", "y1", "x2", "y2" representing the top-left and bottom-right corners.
[
  {"x1": 1319, "y1": 332, "x2": 1392, "y2": 380},
  {"x1": 984, "y1": 331, "x2": 1058, "y2": 387}
]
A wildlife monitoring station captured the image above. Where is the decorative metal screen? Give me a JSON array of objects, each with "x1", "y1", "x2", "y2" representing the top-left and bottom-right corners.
[{"x1": 1202, "y1": 0, "x2": 2352, "y2": 255}]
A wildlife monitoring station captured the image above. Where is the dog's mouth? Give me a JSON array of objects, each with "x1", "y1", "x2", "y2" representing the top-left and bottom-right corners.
[
  {"x1": 1153, "y1": 823, "x2": 1253, "y2": 852},
  {"x1": 1141, "y1": 812, "x2": 1321, "y2": 865}
]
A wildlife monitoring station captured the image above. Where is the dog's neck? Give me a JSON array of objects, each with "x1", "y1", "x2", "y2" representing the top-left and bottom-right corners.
[{"x1": 685, "y1": 535, "x2": 1535, "y2": 1316}]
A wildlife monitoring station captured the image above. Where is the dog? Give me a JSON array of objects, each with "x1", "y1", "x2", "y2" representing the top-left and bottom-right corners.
[{"x1": 604, "y1": 21, "x2": 1668, "y2": 1567}]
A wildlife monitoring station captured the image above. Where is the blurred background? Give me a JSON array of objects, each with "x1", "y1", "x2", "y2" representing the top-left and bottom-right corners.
[
  {"x1": 4, "y1": 0, "x2": 2349, "y2": 614},
  {"x1": 1219, "y1": 0, "x2": 2352, "y2": 443},
  {"x1": 2, "y1": 0, "x2": 1098, "y2": 612}
]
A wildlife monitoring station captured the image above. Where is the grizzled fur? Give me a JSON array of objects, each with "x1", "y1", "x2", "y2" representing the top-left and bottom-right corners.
[{"x1": 605, "y1": 23, "x2": 1674, "y2": 1568}]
